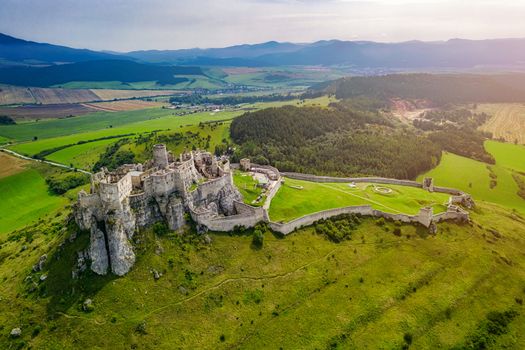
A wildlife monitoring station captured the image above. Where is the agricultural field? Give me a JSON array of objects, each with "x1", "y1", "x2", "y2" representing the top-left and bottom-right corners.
[
  {"x1": 418, "y1": 141, "x2": 525, "y2": 214},
  {"x1": 269, "y1": 178, "x2": 451, "y2": 222},
  {"x1": 477, "y1": 103, "x2": 525, "y2": 144},
  {"x1": 0, "y1": 107, "x2": 188, "y2": 142},
  {"x1": 1, "y1": 200, "x2": 524, "y2": 349},
  {"x1": 0, "y1": 151, "x2": 29, "y2": 177},
  {"x1": 0, "y1": 103, "x2": 97, "y2": 121},
  {"x1": 0, "y1": 84, "x2": 36, "y2": 105},
  {"x1": 45, "y1": 138, "x2": 123, "y2": 170},
  {"x1": 0, "y1": 165, "x2": 68, "y2": 234},
  {"x1": 0, "y1": 84, "x2": 180, "y2": 105},
  {"x1": 81, "y1": 100, "x2": 165, "y2": 112},
  {"x1": 8, "y1": 110, "x2": 239, "y2": 158}
]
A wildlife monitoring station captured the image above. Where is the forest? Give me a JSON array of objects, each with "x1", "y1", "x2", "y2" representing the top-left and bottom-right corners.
[
  {"x1": 320, "y1": 74, "x2": 525, "y2": 105},
  {"x1": 231, "y1": 105, "x2": 441, "y2": 179}
]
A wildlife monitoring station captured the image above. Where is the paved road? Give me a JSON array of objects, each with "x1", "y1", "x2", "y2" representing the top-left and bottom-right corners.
[{"x1": 0, "y1": 148, "x2": 92, "y2": 175}]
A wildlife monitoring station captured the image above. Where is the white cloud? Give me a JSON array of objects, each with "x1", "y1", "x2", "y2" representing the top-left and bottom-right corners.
[{"x1": 0, "y1": 0, "x2": 523, "y2": 51}]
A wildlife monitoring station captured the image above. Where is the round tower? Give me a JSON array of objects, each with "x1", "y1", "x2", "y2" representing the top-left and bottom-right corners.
[{"x1": 153, "y1": 144, "x2": 169, "y2": 169}]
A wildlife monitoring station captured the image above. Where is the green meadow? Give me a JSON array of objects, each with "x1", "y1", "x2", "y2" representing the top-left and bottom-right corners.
[
  {"x1": 269, "y1": 178, "x2": 450, "y2": 222},
  {"x1": 233, "y1": 170, "x2": 265, "y2": 206},
  {"x1": 45, "y1": 138, "x2": 122, "y2": 170},
  {"x1": 1, "y1": 201, "x2": 524, "y2": 349},
  {"x1": 485, "y1": 140, "x2": 525, "y2": 173},
  {"x1": 0, "y1": 107, "x2": 185, "y2": 142},
  {"x1": 0, "y1": 168, "x2": 68, "y2": 234},
  {"x1": 8, "y1": 111, "x2": 240, "y2": 157},
  {"x1": 419, "y1": 141, "x2": 525, "y2": 214}
]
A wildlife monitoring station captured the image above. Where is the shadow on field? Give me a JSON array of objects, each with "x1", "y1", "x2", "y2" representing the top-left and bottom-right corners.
[{"x1": 41, "y1": 220, "x2": 117, "y2": 320}]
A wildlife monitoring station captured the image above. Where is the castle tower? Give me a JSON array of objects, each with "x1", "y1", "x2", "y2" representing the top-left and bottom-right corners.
[
  {"x1": 422, "y1": 177, "x2": 434, "y2": 192},
  {"x1": 153, "y1": 144, "x2": 169, "y2": 169}
]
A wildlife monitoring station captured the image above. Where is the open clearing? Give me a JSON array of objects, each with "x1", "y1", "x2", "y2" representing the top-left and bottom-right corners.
[
  {"x1": 269, "y1": 178, "x2": 450, "y2": 222},
  {"x1": 1, "y1": 201, "x2": 524, "y2": 349},
  {"x1": 233, "y1": 170, "x2": 265, "y2": 206},
  {"x1": 419, "y1": 141, "x2": 525, "y2": 214},
  {"x1": 477, "y1": 103, "x2": 525, "y2": 144},
  {"x1": 81, "y1": 100, "x2": 165, "y2": 112},
  {"x1": 0, "y1": 84, "x2": 181, "y2": 105},
  {"x1": 0, "y1": 103, "x2": 97, "y2": 120},
  {"x1": 0, "y1": 168, "x2": 68, "y2": 234},
  {"x1": 0, "y1": 152, "x2": 29, "y2": 178}
]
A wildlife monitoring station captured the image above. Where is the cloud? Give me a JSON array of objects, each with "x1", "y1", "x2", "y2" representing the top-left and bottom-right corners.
[{"x1": 0, "y1": 0, "x2": 523, "y2": 51}]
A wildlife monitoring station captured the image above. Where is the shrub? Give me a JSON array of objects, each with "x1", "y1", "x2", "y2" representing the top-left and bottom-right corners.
[
  {"x1": 152, "y1": 222, "x2": 170, "y2": 236},
  {"x1": 252, "y1": 229, "x2": 264, "y2": 248},
  {"x1": 393, "y1": 228, "x2": 402, "y2": 236},
  {"x1": 46, "y1": 172, "x2": 89, "y2": 195},
  {"x1": 376, "y1": 218, "x2": 386, "y2": 226},
  {"x1": 0, "y1": 115, "x2": 16, "y2": 125}
]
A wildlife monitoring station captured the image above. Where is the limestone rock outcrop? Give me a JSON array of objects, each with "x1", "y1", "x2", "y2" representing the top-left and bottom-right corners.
[{"x1": 75, "y1": 147, "x2": 240, "y2": 276}]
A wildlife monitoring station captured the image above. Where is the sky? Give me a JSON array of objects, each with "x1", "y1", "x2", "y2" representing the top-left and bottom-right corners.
[{"x1": 0, "y1": 0, "x2": 524, "y2": 52}]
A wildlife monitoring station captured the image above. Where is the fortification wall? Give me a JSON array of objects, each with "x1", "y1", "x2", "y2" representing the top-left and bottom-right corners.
[
  {"x1": 433, "y1": 186, "x2": 464, "y2": 195},
  {"x1": 193, "y1": 173, "x2": 231, "y2": 200},
  {"x1": 191, "y1": 200, "x2": 265, "y2": 232},
  {"x1": 263, "y1": 179, "x2": 282, "y2": 210},
  {"x1": 98, "y1": 173, "x2": 132, "y2": 208},
  {"x1": 268, "y1": 205, "x2": 374, "y2": 235},
  {"x1": 144, "y1": 171, "x2": 177, "y2": 197},
  {"x1": 282, "y1": 172, "x2": 422, "y2": 188}
]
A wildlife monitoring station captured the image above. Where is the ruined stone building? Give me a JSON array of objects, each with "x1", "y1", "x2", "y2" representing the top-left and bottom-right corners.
[{"x1": 75, "y1": 145, "x2": 242, "y2": 276}]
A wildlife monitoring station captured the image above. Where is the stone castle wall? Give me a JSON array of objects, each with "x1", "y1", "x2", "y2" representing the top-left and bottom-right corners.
[
  {"x1": 268, "y1": 205, "x2": 374, "y2": 235},
  {"x1": 190, "y1": 201, "x2": 266, "y2": 232}
]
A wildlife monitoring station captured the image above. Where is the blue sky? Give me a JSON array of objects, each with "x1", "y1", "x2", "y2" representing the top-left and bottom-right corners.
[{"x1": 0, "y1": 0, "x2": 523, "y2": 51}]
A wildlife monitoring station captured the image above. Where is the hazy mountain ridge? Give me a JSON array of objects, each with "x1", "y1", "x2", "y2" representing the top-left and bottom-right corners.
[{"x1": 0, "y1": 33, "x2": 127, "y2": 65}]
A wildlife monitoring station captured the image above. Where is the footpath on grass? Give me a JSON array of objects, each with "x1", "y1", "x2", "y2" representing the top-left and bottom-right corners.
[{"x1": 0, "y1": 148, "x2": 92, "y2": 175}]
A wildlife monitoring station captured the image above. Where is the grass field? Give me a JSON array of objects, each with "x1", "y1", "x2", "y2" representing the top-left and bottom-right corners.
[
  {"x1": 0, "y1": 107, "x2": 178, "y2": 141},
  {"x1": 419, "y1": 141, "x2": 525, "y2": 214},
  {"x1": 477, "y1": 103, "x2": 525, "y2": 144},
  {"x1": 233, "y1": 171, "x2": 265, "y2": 206},
  {"x1": 269, "y1": 178, "x2": 450, "y2": 222},
  {"x1": 485, "y1": 140, "x2": 525, "y2": 173},
  {"x1": 1, "y1": 201, "x2": 524, "y2": 349},
  {"x1": 82, "y1": 100, "x2": 165, "y2": 112},
  {"x1": 45, "y1": 138, "x2": 123, "y2": 170},
  {"x1": 8, "y1": 110, "x2": 239, "y2": 156},
  {"x1": 0, "y1": 168, "x2": 68, "y2": 234}
]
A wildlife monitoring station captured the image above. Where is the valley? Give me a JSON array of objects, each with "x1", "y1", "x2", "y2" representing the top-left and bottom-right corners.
[{"x1": 0, "y1": 28, "x2": 525, "y2": 350}]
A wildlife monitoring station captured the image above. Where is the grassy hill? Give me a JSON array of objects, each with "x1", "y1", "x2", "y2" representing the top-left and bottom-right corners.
[
  {"x1": 269, "y1": 178, "x2": 450, "y2": 222},
  {"x1": 418, "y1": 141, "x2": 525, "y2": 214},
  {"x1": 0, "y1": 201, "x2": 524, "y2": 349}
]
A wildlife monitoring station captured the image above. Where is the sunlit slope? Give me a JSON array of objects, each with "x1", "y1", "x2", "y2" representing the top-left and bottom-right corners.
[{"x1": 418, "y1": 141, "x2": 525, "y2": 214}]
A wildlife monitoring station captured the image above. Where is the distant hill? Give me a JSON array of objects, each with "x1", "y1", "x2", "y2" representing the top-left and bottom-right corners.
[
  {"x1": 0, "y1": 33, "x2": 126, "y2": 65},
  {"x1": 126, "y1": 41, "x2": 304, "y2": 63},
  {"x1": 0, "y1": 60, "x2": 203, "y2": 87},
  {"x1": 125, "y1": 38, "x2": 525, "y2": 69},
  {"x1": 312, "y1": 73, "x2": 525, "y2": 105}
]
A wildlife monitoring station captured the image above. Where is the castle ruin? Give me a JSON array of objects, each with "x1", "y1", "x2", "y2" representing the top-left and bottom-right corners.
[
  {"x1": 75, "y1": 145, "x2": 473, "y2": 277},
  {"x1": 75, "y1": 145, "x2": 242, "y2": 276}
]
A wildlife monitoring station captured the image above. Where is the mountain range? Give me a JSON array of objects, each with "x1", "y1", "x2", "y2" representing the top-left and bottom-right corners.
[
  {"x1": 2, "y1": 33, "x2": 525, "y2": 69},
  {"x1": 2, "y1": 33, "x2": 525, "y2": 88}
]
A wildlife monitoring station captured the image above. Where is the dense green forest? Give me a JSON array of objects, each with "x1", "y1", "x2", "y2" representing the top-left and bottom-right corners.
[
  {"x1": 317, "y1": 74, "x2": 525, "y2": 105},
  {"x1": 413, "y1": 108, "x2": 495, "y2": 163},
  {"x1": 231, "y1": 105, "x2": 441, "y2": 179}
]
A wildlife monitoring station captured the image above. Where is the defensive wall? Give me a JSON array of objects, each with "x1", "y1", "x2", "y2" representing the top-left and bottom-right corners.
[
  {"x1": 192, "y1": 169, "x2": 471, "y2": 234},
  {"x1": 190, "y1": 201, "x2": 266, "y2": 232}
]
